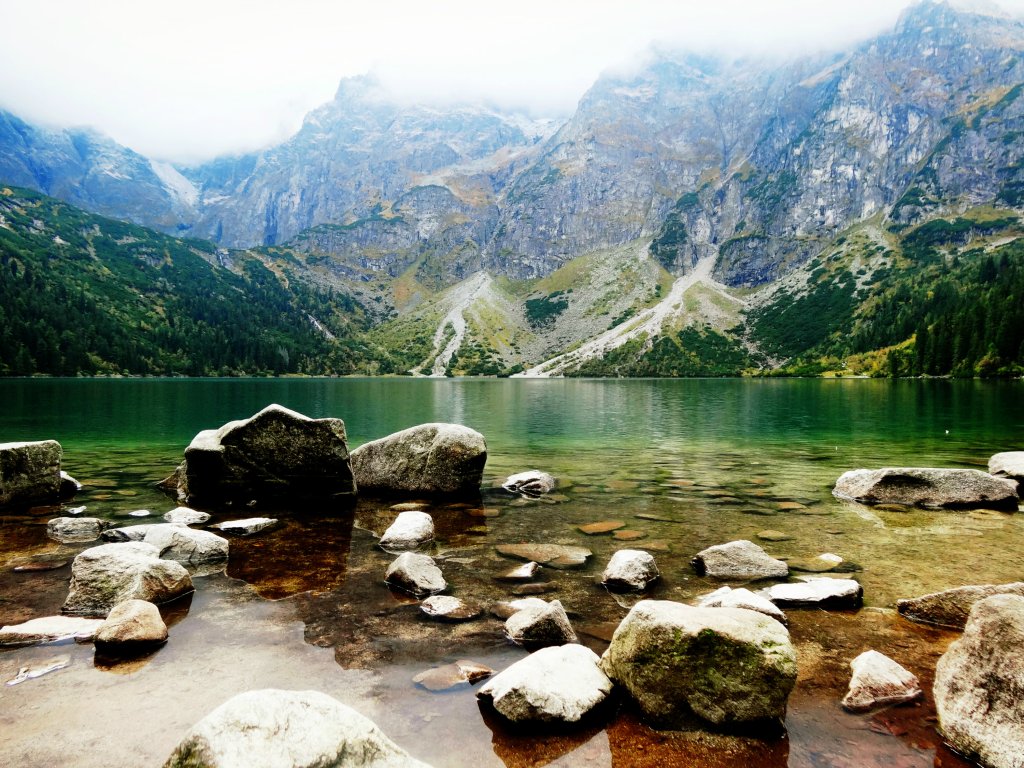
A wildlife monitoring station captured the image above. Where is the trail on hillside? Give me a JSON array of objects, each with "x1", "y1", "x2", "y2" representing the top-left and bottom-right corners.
[
  {"x1": 411, "y1": 272, "x2": 492, "y2": 377},
  {"x1": 517, "y1": 255, "x2": 740, "y2": 377}
]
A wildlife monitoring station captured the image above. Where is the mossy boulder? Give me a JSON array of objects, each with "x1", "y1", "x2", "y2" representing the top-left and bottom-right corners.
[
  {"x1": 0, "y1": 440, "x2": 62, "y2": 508},
  {"x1": 600, "y1": 600, "x2": 797, "y2": 728}
]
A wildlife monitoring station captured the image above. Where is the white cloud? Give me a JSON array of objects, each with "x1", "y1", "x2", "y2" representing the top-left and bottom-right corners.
[{"x1": 1, "y1": 0, "x2": 1023, "y2": 162}]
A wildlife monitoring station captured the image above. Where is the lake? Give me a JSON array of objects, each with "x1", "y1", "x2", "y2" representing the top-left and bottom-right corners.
[{"x1": 1, "y1": 377, "x2": 1022, "y2": 767}]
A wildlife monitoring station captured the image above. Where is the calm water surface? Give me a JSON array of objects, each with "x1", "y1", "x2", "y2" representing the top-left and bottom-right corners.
[{"x1": 1, "y1": 378, "x2": 1022, "y2": 767}]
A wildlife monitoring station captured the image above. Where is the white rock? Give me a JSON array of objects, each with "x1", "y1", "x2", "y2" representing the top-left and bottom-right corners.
[
  {"x1": 0, "y1": 615, "x2": 104, "y2": 646},
  {"x1": 691, "y1": 540, "x2": 789, "y2": 580},
  {"x1": 143, "y1": 524, "x2": 229, "y2": 565},
  {"x1": 990, "y1": 451, "x2": 1024, "y2": 486},
  {"x1": 696, "y1": 586, "x2": 788, "y2": 625},
  {"x1": 379, "y1": 511, "x2": 434, "y2": 550},
  {"x1": 102, "y1": 523, "x2": 167, "y2": 542},
  {"x1": 163, "y1": 689, "x2": 429, "y2": 768},
  {"x1": 842, "y1": 650, "x2": 921, "y2": 712},
  {"x1": 163, "y1": 506, "x2": 211, "y2": 525},
  {"x1": 498, "y1": 561, "x2": 542, "y2": 581},
  {"x1": 602, "y1": 549, "x2": 659, "y2": 591},
  {"x1": 384, "y1": 552, "x2": 446, "y2": 596},
  {"x1": 46, "y1": 516, "x2": 107, "y2": 543},
  {"x1": 212, "y1": 517, "x2": 278, "y2": 536},
  {"x1": 479, "y1": 644, "x2": 612, "y2": 723},
  {"x1": 419, "y1": 595, "x2": 482, "y2": 621},
  {"x1": 504, "y1": 599, "x2": 577, "y2": 649},
  {"x1": 502, "y1": 470, "x2": 557, "y2": 496},
  {"x1": 129, "y1": 510, "x2": 151, "y2": 518},
  {"x1": 761, "y1": 577, "x2": 863, "y2": 608}
]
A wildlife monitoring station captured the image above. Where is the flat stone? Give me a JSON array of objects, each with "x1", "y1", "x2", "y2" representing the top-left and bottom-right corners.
[
  {"x1": 578, "y1": 520, "x2": 626, "y2": 535},
  {"x1": 128, "y1": 510, "x2": 151, "y2": 517},
  {"x1": 46, "y1": 516, "x2": 108, "y2": 543},
  {"x1": 613, "y1": 529, "x2": 646, "y2": 541},
  {"x1": 834, "y1": 467, "x2": 1019, "y2": 510},
  {"x1": 496, "y1": 561, "x2": 541, "y2": 581},
  {"x1": 897, "y1": 582, "x2": 1024, "y2": 629},
  {"x1": 696, "y1": 586, "x2": 788, "y2": 626},
  {"x1": 13, "y1": 559, "x2": 68, "y2": 573},
  {"x1": 212, "y1": 517, "x2": 279, "y2": 536},
  {"x1": 761, "y1": 577, "x2": 863, "y2": 609},
  {"x1": 512, "y1": 583, "x2": 555, "y2": 596},
  {"x1": 757, "y1": 530, "x2": 792, "y2": 542},
  {"x1": 789, "y1": 553, "x2": 844, "y2": 573},
  {"x1": 390, "y1": 501, "x2": 430, "y2": 511},
  {"x1": 0, "y1": 615, "x2": 104, "y2": 646},
  {"x1": 419, "y1": 595, "x2": 482, "y2": 622},
  {"x1": 504, "y1": 599, "x2": 577, "y2": 649},
  {"x1": 776, "y1": 502, "x2": 807, "y2": 511},
  {"x1": 495, "y1": 543, "x2": 591, "y2": 569},
  {"x1": 384, "y1": 552, "x2": 446, "y2": 596},
  {"x1": 378, "y1": 511, "x2": 434, "y2": 550},
  {"x1": 691, "y1": 540, "x2": 789, "y2": 580},
  {"x1": 163, "y1": 507, "x2": 210, "y2": 525},
  {"x1": 5, "y1": 655, "x2": 71, "y2": 686},
  {"x1": 414, "y1": 660, "x2": 494, "y2": 691},
  {"x1": 635, "y1": 513, "x2": 674, "y2": 523},
  {"x1": 842, "y1": 650, "x2": 921, "y2": 712}
]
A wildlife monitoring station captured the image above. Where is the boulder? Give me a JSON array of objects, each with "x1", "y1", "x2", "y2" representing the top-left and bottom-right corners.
[
  {"x1": 0, "y1": 615, "x2": 104, "y2": 646},
  {"x1": 163, "y1": 689, "x2": 429, "y2": 768},
  {"x1": 761, "y1": 577, "x2": 863, "y2": 609},
  {"x1": 897, "y1": 582, "x2": 1024, "y2": 629},
  {"x1": 0, "y1": 440, "x2": 62, "y2": 507},
  {"x1": 174, "y1": 404, "x2": 355, "y2": 506},
  {"x1": 350, "y1": 423, "x2": 486, "y2": 496},
  {"x1": 841, "y1": 650, "x2": 921, "y2": 712},
  {"x1": 384, "y1": 553, "x2": 446, "y2": 596},
  {"x1": 600, "y1": 600, "x2": 797, "y2": 727},
  {"x1": 989, "y1": 451, "x2": 1024, "y2": 490},
  {"x1": 46, "y1": 516, "x2": 108, "y2": 543},
  {"x1": 62, "y1": 542, "x2": 194, "y2": 617},
  {"x1": 212, "y1": 517, "x2": 278, "y2": 536},
  {"x1": 419, "y1": 595, "x2": 482, "y2": 622},
  {"x1": 502, "y1": 470, "x2": 556, "y2": 496},
  {"x1": 934, "y1": 594, "x2": 1024, "y2": 768},
  {"x1": 504, "y1": 599, "x2": 578, "y2": 649},
  {"x1": 378, "y1": 511, "x2": 434, "y2": 550},
  {"x1": 94, "y1": 599, "x2": 168, "y2": 654},
  {"x1": 414, "y1": 660, "x2": 493, "y2": 691},
  {"x1": 696, "y1": 586, "x2": 788, "y2": 626},
  {"x1": 102, "y1": 523, "x2": 165, "y2": 542},
  {"x1": 833, "y1": 467, "x2": 1019, "y2": 510},
  {"x1": 164, "y1": 507, "x2": 211, "y2": 525},
  {"x1": 495, "y1": 543, "x2": 591, "y2": 569},
  {"x1": 143, "y1": 525, "x2": 229, "y2": 566},
  {"x1": 601, "y1": 549, "x2": 659, "y2": 592},
  {"x1": 690, "y1": 540, "x2": 788, "y2": 580},
  {"x1": 478, "y1": 644, "x2": 613, "y2": 724}
]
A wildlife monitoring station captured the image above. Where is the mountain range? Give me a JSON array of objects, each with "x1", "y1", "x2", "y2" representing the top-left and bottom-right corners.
[{"x1": 2, "y1": 0, "x2": 1023, "y2": 378}]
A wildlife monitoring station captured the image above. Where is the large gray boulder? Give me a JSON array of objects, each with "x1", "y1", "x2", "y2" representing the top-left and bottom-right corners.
[
  {"x1": 94, "y1": 599, "x2": 168, "y2": 654},
  {"x1": 690, "y1": 540, "x2": 788, "y2": 580},
  {"x1": 350, "y1": 423, "x2": 486, "y2": 496},
  {"x1": 897, "y1": 582, "x2": 1024, "y2": 629},
  {"x1": 600, "y1": 600, "x2": 797, "y2": 727},
  {"x1": 989, "y1": 452, "x2": 1024, "y2": 491},
  {"x1": 934, "y1": 594, "x2": 1024, "y2": 768},
  {"x1": 833, "y1": 467, "x2": 1019, "y2": 510},
  {"x1": 478, "y1": 644, "x2": 613, "y2": 725},
  {"x1": 173, "y1": 404, "x2": 355, "y2": 506},
  {"x1": 62, "y1": 542, "x2": 194, "y2": 617},
  {"x1": 163, "y1": 689, "x2": 429, "y2": 768},
  {"x1": 0, "y1": 440, "x2": 62, "y2": 507}
]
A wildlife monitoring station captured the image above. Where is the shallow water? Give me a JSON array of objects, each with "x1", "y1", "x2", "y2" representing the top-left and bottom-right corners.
[{"x1": 1, "y1": 378, "x2": 1022, "y2": 766}]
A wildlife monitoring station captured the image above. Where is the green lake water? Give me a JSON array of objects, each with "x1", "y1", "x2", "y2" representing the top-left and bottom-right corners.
[{"x1": 1, "y1": 378, "x2": 1022, "y2": 767}]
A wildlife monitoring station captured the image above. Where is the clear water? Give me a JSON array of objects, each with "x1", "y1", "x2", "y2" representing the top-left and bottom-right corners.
[{"x1": 1, "y1": 378, "x2": 1022, "y2": 767}]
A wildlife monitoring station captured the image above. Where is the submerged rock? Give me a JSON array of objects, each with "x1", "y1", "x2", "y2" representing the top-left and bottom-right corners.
[
  {"x1": 0, "y1": 440, "x2": 62, "y2": 507},
  {"x1": 350, "y1": 423, "x2": 486, "y2": 496},
  {"x1": 833, "y1": 467, "x2": 1019, "y2": 510},
  {"x1": 163, "y1": 507, "x2": 211, "y2": 525},
  {"x1": 600, "y1": 600, "x2": 797, "y2": 727},
  {"x1": 211, "y1": 517, "x2": 278, "y2": 536},
  {"x1": 690, "y1": 540, "x2": 789, "y2": 580},
  {"x1": 761, "y1": 577, "x2": 863, "y2": 609},
  {"x1": 504, "y1": 599, "x2": 578, "y2": 649},
  {"x1": 94, "y1": 599, "x2": 168, "y2": 655},
  {"x1": 842, "y1": 650, "x2": 921, "y2": 712},
  {"x1": 601, "y1": 549, "x2": 659, "y2": 592},
  {"x1": 479, "y1": 644, "x2": 613, "y2": 724},
  {"x1": 163, "y1": 688, "x2": 429, "y2": 768},
  {"x1": 0, "y1": 615, "x2": 104, "y2": 647},
  {"x1": 490, "y1": 597, "x2": 550, "y2": 620},
  {"x1": 379, "y1": 511, "x2": 435, "y2": 550},
  {"x1": 414, "y1": 660, "x2": 493, "y2": 692},
  {"x1": 384, "y1": 552, "x2": 446, "y2": 596},
  {"x1": 419, "y1": 595, "x2": 482, "y2": 622},
  {"x1": 46, "y1": 516, "x2": 109, "y2": 543},
  {"x1": 62, "y1": 542, "x2": 194, "y2": 617},
  {"x1": 495, "y1": 543, "x2": 591, "y2": 569},
  {"x1": 934, "y1": 594, "x2": 1024, "y2": 768},
  {"x1": 897, "y1": 582, "x2": 1024, "y2": 629},
  {"x1": 501, "y1": 470, "x2": 557, "y2": 497},
  {"x1": 173, "y1": 404, "x2": 355, "y2": 507},
  {"x1": 5, "y1": 655, "x2": 71, "y2": 685},
  {"x1": 696, "y1": 586, "x2": 788, "y2": 626},
  {"x1": 788, "y1": 553, "x2": 844, "y2": 573},
  {"x1": 497, "y1": 561, "x2": 542, "y2": 582},
  {"x1": 578, "y1": 520, "x2": 626, "y2": 535}
]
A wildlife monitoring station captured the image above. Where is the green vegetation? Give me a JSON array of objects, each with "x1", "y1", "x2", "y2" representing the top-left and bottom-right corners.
[
  {"x1": 570, "y1": 327, "x2": 753, "y2": 377},
  {"x1": 524, "y1": 290, "x2": 569, "y2": 328}
]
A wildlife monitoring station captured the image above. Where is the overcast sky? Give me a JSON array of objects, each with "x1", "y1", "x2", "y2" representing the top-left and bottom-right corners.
[{"x1": 1, "y1": 0, "x2": 1023, "y2": 163}]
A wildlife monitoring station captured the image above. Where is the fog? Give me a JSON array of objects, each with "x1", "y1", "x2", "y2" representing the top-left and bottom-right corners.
[{"x1": 1, "y1": 0, "x2": 1022, "y2": 163}]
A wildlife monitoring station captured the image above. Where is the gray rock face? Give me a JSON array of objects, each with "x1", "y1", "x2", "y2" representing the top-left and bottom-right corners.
[
  {"x1": 350, "y1": 423, "x2": 486, "y2": 496},
  {"x1": 46, "y1": 516, "x2": 108, "y2": 543},
  {"x1": 479, "y1": 644, "x2": 613, "y2": 724},
  {"x1": 143, "y1": 525, "x2": 229, "y2": 567},
  {"x1": 602, "y1": 549, "x2": 660, "y2": 592},
  {"x1": 696, "y1": 586, "x2": 788, "y2": 626},
  {"x1": 163, "y1": 688, "x2": 429, "y2": 768},
  {"x1": 384, "y1": 552, "x2": 446, "y2": 596},
  {"x1": 0, "y1": 440, "x2": 62, "y2": 507},
  {"x1": 761, "y1": 577, "x2": 864, "y2": 609},
  {"x1": 94, "y1": 599, "x2": 168, "y2": 653},
  {"x1": 211, "y1": 517, "x2": 278, "y2": 536},
  {"x1": 990, "y1": 452, "x2": 1024, "y2": 490},
  {"x1": 934, "y1": 594, "x2": 1024, "y2": 768},
  {"x1": 379, "y1": 511, "x2": 435, "y2": 550},
  {"x1": 842, "y1": 650, "x2": 921, "y2": 713},
  {"x1": 0, "y1": 615, "x2": 104, "y2": 647},
  {"x1": 600, "y1": 600, "x2": 797, "y2": 727},
  {"x1": 62, "y1": 542, "x2": 194, "y2": 617},
  {"x1": 504, "y1": 599, "x2": 578, "y2": 649},
  {"x1": 164, "y1": 507, "x2": 211, "y2": 525},
  {"x1": 833, "y1": 468, "x2": 1019, "y2": 510},
  {"x1": 897, "y1": 582, "x2": 1024, "y2": 629},
  {"x1": 176, "y1": 404, "x2": 355, "y2": 506},
  {"x1": 502, "y1": 470, "x2": 557, "y2": 496},
  {"x1": 690, "y1": 540, "x2": 789, "y2": 580}
]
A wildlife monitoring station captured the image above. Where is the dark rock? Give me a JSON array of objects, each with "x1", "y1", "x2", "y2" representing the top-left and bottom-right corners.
[
  {"x1": 59, "y1": 471, "x2": 82, "y2": 498},
  {"x1": 0, "y1": 440, "x2": 62, "y2": 508}
]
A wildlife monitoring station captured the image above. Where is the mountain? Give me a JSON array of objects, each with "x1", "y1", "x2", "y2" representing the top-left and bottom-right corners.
[{"x1": 1, "y1": 0, "x2": 1023, "y2": 378}]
